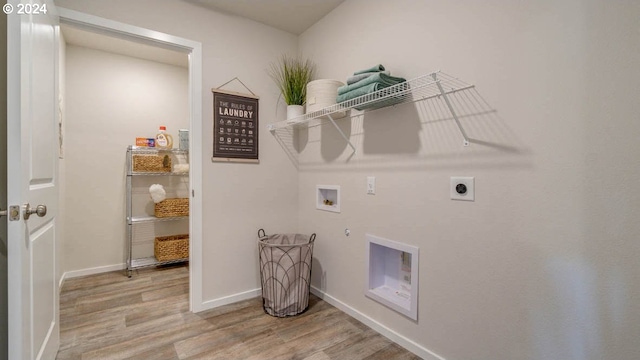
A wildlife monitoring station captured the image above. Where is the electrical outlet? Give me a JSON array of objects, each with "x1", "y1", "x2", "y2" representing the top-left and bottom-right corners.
[
  {"x1": 367, "y1": 176, "x2": 376, "y2": 195},
  {"x1": 450, "y1": 176, "x2": 474, "y2": 201}
]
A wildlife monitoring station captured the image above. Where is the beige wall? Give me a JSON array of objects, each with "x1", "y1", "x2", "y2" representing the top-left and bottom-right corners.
[
  {"x1": 63, "y1": 45, "x2": 189, "y2": 271},
  {"x1": 298, "y1": 1, "x2": 640, "y2": 359},
  {"x1": 55, "y1": 0, "x2": 300, "y2": 299},
  {"x1": 54, "y1": 0, "x2": 640, "y2": 358}
]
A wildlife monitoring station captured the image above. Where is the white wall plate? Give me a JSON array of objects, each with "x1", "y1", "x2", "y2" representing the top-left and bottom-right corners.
[{"x1": 450, "y1": 176, "x2": 474, "y2": 201}]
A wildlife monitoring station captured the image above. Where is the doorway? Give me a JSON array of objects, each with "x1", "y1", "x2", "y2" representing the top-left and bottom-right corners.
[{"x1": 58, "y1": 9, "x2": 203, "y2": 312}]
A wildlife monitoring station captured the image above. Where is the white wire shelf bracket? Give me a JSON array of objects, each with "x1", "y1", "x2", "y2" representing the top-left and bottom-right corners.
[{"x1": 266, "y1": 71, "x2": 474, "y2": 147}]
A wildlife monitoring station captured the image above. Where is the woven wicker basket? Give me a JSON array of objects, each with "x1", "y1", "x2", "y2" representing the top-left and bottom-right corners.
[
  {"x1": 155, "y1": 198, "x2": 189, "y2": 218},
  {"x1": 154, "y1": 234, "x2": 189, "y2": 261},
  {"x1": 133, "y1": 154, "x2": 172, "y2": 172}
]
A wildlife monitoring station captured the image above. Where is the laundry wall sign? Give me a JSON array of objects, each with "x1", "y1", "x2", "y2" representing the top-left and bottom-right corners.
[{"x1": 212, "y1": 89, "x2": 259, "y2": 163}]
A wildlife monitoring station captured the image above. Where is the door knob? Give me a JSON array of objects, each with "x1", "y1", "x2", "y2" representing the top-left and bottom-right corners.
[{"x1": 24, "y1": 203, "x2": 47, "y2": 220}]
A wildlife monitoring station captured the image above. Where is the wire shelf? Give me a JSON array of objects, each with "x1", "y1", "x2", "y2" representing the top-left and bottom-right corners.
[
  {"x1": 129, "y1": 215, "x2": 189, "y2": 224},
  {"x1": 130, "y1": 171, "x2": 189, "y2": 176},
  {"x1": 266, "y1": 71, "x2": 486, "y2": 167},
  {"x1": 266, "y1": 71, "x2": 473, "y2": 132},
  {"x1": 126, "y1": 145, "x2": 190, "y2": 277},
  {"x1": 130, "y1": 256, "x2": 188, "y2": 270},
  {"x1": 128, "y1": 145, "x2": 189, "y2": 154}
]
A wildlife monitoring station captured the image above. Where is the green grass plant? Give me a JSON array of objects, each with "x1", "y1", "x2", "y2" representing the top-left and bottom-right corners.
[{"x1": 268, "y1": 55, "x2": 316, "y2": 106}]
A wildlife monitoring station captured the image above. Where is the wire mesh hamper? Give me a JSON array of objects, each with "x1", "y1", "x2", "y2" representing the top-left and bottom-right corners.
[{"x1": 258, "y1": 229, "x2": 316, "y2": 317}]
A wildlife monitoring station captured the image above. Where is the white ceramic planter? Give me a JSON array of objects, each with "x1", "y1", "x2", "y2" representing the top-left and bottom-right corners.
[{"x1": 287, "y1": 104, "x2": 304, "y2": 120}]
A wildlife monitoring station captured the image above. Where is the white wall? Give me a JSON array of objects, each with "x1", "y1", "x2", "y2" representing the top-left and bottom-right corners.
[
  {"x1": 63, "y1": 45, "x2": 189, "y2": 272},
  {"x1": 55, "y1": 0, "x2": 299, "y2": 302},
  {"x1": 298, "y1": 1, "x2": 640, "y2": 360}
]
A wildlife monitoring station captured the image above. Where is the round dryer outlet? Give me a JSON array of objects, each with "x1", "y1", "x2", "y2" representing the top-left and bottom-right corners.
[{"x1": 450, "y1": 176, "x2": 475, "y2": 201}]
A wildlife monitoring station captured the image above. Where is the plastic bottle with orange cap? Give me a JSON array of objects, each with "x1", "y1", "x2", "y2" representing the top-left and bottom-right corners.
[{"x1": 155, "y1": 126, "x2": 174, "y2": 149}]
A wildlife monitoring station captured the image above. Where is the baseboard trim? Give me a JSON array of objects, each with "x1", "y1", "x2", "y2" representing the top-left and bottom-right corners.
[
  {"x1": 310, "y1": 286, "x2": 445, "y2": 360},
  {"x1": 58, "y1": 272, "x2": 66, "y2": 290},
  {"x1": 198, "y1": 288, "x2": 262, "y2": 312},
  {"x1": 61, "y1": 263, "x2": 125, "y2": 287}
]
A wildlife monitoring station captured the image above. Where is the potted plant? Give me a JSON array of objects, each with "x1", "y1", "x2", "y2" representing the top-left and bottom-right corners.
[{"x1": 268, "y1": 55, "x2": 316, "y2": 120}]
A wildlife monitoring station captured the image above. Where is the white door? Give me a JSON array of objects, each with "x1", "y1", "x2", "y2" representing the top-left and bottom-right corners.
[{"x1": 7, "y1": 0, "x2": 60, "y2": 359}]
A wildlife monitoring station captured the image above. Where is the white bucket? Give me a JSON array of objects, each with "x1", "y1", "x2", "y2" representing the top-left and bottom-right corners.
[{"x1": 306, "y1": 79, "x2": 347, "y2": 119}]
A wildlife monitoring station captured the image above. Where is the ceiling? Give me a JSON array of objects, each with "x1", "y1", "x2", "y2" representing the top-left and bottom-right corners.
[
  {"x1": 186, "y1": 0, "x2": 345, "y2": 35},
  {"x1": 60, "y1": 1, "x2": 345, "y2": 67},
  {"x1": 61, "y1": 24, "x2": 189, "y2": 68}
]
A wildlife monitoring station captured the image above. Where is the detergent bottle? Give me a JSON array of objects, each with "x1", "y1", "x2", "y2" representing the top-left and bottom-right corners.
[{"x1": 155, "y1": 126, "x2": 173, "y2": 149}]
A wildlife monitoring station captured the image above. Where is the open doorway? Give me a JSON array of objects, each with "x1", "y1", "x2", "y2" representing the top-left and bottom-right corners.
[{"x1": 57, "y1": 9, "x2": 203, "y2": 312}]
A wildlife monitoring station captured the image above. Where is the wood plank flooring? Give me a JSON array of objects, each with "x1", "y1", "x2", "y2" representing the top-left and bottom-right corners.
[{"x1": 57, "y1": 264, "x2": 421, "y2": 360}]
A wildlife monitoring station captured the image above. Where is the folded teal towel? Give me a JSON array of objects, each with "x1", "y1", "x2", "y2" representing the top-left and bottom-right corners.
[
  {"x1": 337, "y1": 83, "x2": 384, "y2": 102},
  {"x1": 337, "y1": 81, "x2": 410, "y2": 110},
  {"x1": 337, "y1": 73, "x2": 406, "y2": 96},
  {"x1": 346, "y1": 71, "x2": 390, "y2": 85},
  {"x1": 336, "y1": 82, "x2": 409, "y2": 110},
  {"x1": 353, "y1": 64, "x2": 385, "y2": 75}
]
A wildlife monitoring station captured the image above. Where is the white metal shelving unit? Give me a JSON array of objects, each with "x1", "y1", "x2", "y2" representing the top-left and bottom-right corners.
[
  {"x1": 267, "y1": 71, "x2": 475, "y2": 151},
  {"x1": 126, "y1": 146, "x2": 189, "y2": 277}
]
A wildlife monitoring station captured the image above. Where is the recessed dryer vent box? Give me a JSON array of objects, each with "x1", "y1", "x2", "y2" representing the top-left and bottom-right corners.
[
  {"x1": 316, "y1": 185, "x2": 340, "y2": 213},
  {"x1": 365, "y1": 234, "x2": 419, "y2": 320}
]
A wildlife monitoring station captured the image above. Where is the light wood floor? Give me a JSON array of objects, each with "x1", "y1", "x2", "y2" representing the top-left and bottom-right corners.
[{"x1": 57, "y1": 264, "x2": 421, "y2": 360}]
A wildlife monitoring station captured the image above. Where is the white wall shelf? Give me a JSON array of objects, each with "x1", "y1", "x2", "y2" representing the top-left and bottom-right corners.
[
  {"x1": 267, "y1": 71, "x2": 475, "y2": 152},
  {"x1": 366, "y1": 234, "x2": 419, "y2": 320}
]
